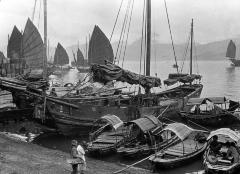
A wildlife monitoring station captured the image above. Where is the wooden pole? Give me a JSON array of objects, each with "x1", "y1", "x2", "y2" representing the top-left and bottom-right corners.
[
  {"x1": 190, "y1": 19, "x2": 193, "y2": 75},
  {"x1": 43, "y1": 0, "x2": 47, "y2": 78},
  {"x1": 146, "y1": 0, "x2": 151, "y2": 77}
]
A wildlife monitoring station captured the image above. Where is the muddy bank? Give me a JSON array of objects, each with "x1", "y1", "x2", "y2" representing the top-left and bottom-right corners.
[{"x1": 0, "y1": 134, "x2": 150, "y2": 174}]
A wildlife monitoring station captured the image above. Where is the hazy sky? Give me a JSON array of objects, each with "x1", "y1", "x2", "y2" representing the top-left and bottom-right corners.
[{"x1": 0, "y1": 0, "x2": 240, "y2": 53}]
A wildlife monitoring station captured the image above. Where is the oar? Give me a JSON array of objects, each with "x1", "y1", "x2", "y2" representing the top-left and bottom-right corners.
[{"x1": 113, "y1": 138, "x2": 178, "y2": 174}]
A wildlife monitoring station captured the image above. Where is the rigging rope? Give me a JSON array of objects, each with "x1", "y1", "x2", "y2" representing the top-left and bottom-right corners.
[
  {"x1": 114, "y1": 0, "x2": 131, "y2": 64},
  {"x1": 118, "y1": 1, "x2": 131, "y2": 65},
  {"x1": 193, "y1": 36, "x2": 200, "y2": 74},
  {"x1": 163, "y1": 0, "x2": 179, "y2": 73},
  {"x1": 180, "y1": 32, "x2": 191, "y2": 73},
  {"x1": 37, "y1": 0, "x2": 42, "y2": 29},
  {"x1": 110, "y1": 0, "x2": 124, "y2": 42},
  {"x1": 121, "y1": 0, "x2": 135, "y2": 68},
  {"x1": 32, "y1": 0, "x2": 37, "y2": 21}
]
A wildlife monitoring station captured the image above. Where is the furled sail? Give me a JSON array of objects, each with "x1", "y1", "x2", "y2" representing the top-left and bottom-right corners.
[
  {"x1": 226, "y1": 40, "x2": 236, "y2": 59},
  {"x1": 7, "y1": 26, "x2": 23, "y2": 60},
  {"x1": 22, "y1": 18, "x2": 44, "y2": 69},
  {"x1": 88, "y1": 25, "x2": 114, "y2": 65},
  {"x1": 77, "y1": 48, "x2": 84, "y2": 66},
  {"x1": 164, "y1": 73, "x2": 201, "y2": 86},
  {"x1": 53, "y1": 43, "x2": 69, "y2": 65},
  {"x1": 91, "y1": 62, "x2": 161, "y2": 89}
]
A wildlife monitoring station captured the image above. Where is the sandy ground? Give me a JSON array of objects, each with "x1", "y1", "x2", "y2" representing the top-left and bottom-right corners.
[{"x1": 0, "y1": 134, "x2": 150, "y2": 174}]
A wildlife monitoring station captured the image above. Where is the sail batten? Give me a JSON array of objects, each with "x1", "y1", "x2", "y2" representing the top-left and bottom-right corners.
[
  {"x1": 88, "y1": 25, "x2": 114, "y2": 65},
  {"x1": 22, "y1": 18, "x2": 44, "y2": 70},
  {"x1": 76, "y1": 48, "x2": 84, "y2": 66},
  {"x1": 53, "y1": 43, "x2": 69, "y2": 66},
  {"x1": 226, "y1": 40, "x2": 236, "y2": 59}
]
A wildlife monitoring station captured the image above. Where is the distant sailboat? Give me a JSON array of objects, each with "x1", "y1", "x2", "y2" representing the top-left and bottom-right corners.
[
  {"x1": 76, "y1": 25, "x2": 113, "y2": 73},
  {"x1": 7, "y1": 26, "x2": 24, "y2": 75},
  {"x1": 226, "y1": 40, "x2": 240, "y2": 66},
  {"x1": 88, "y1": 25, "x2": 114, "y2": 65},
  {"x1": 74, "y1": 48, "x2": 89, "y2": 73},
  {"x1": 7, "y1": 26, "x2": 22, "y2": 60},
  {"x1": 53, "y1": 43, "x2": 70, "y2": 75}
]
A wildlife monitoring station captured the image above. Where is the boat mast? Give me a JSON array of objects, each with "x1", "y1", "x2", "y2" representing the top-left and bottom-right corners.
[
  {"x1": 190, "y1": 18, "x2": 193, "y2": 75},
  {"x1": 43, "y1": 0, "x2": 47, "y2": 78},
  {"x1": 146, "y1": 0, "x2": 151, "y2": 77}
]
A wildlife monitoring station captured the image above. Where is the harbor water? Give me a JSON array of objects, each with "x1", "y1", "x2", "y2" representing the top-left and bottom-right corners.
[
  {"x1": 37, "y1": 60, "x2": 240, "y2": 173},
  {"x1": 2, "y1": 59, "x2": 240, "y2": 173}
]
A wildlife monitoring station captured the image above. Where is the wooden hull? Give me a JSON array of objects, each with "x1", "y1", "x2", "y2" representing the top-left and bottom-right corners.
[
  {"x1": 47, "y1": 84, "x2": 203, "y2": 136},
  {"x1": 149, "y1": 143, "x2": 207, "y2": 169},
  {"x1": 230, "y1": 59, "x2": 240, "y2": 67},
  {"x1": 203, "y1": 148, "x2": 240, "y2": 174},
  {"x1": 179, "y1": 112, "x2": 240, "y2": 127}
]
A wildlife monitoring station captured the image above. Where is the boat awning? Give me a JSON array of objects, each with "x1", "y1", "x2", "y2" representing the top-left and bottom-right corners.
[
  {"x1": 127, "y1": 115, "x2": 161, "y2": 133},
  {"x1": 101, "y1": 114, "x2": 123, "y2": 130},
  {"x1": 162, "y1": 123, "x2": 194, "y2": 141},
  {"x1": 187, "y1": 97, "x2": 226, "y2": 105},
  {"x1": 207, "y1": 128, "x2": 240, "y2": 143}
]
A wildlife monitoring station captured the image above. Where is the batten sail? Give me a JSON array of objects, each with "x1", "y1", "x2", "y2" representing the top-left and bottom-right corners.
[
  {"x1": 226, "y1": 40, "x2": 236, "y2": 59},
  {"x1": 53, "y1": 43, "x2": 69, "y2": 66},
  {"x1": 77, "y1": 48, "x2": 84, "y2": 66},
  {"x1": 88, "y1": 25, "x2": 114, "y2": 65},
  {"x1": 22, "y1": 18, "x2": 44, "y2": 70},
  {"x1": 7, "y1": 26, "x2": 23, "y2": 60}
]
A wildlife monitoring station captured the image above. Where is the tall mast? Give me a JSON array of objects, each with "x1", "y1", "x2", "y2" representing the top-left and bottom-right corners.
[
  {"x1": 146, "y1": 0, "x2": 151, "y2": 76},
  {"x1": 190, "y1": 18, "x2": 193, "y2": 75},
  {"x1": 43, "y1": 0, "x2": 47, "y2": 78}
]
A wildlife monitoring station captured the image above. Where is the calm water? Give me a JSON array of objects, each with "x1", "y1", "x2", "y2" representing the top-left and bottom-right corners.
[{"x1": 34, "y1": 60, "x2": 240, "y2": 173}]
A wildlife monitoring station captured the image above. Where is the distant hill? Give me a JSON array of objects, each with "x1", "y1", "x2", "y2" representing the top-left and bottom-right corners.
[{"x1": 36, "y1": 37, "x2": 240, "y2": 63}]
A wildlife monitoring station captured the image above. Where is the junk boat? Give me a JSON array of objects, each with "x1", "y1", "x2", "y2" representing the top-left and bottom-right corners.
[{"x1": 179, "y1": 97, "x2": 240, "y2": 127}]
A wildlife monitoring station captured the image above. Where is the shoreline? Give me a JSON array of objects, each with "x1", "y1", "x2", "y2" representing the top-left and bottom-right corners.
[{"x1": 0, "y1": 134, "x2": 150, "y2": 174}]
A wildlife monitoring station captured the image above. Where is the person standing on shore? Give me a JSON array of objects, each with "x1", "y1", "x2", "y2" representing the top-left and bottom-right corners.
[
  {"x1": 77, "y1": 142, "x2": 86, "y2": 174},
  {"x1": 69, "y1": 140, "x2": 86, "y2": 174}
]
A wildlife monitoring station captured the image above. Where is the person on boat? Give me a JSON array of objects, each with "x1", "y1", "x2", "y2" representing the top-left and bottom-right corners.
[
  {"x1": 210, "y1": 135, "x2": 222, "y2": 154},
  {"x1": 226, "y1": 142, "x2": 240, "y2": 163},
  {"x1": 50, "y1": 88, "x2": 57, "y2": 97}
]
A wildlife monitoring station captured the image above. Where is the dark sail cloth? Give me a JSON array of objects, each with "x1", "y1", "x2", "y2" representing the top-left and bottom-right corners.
[{"x1": 90, "y1": 62, "x2": 161, "y2": 89}]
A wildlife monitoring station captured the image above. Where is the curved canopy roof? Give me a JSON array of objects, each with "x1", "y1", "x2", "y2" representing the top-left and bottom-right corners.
[
  {"x1": 207, "y1": 128, "x2": 240, "y2": 144},
  {"x1": 162, "y1": 123, "x2": 194, "y2": 141},
  {"x1": 128, "y1": 115, "x2": 161, "y2": 133},
  {"x1": 187, "y1": 97, "x2": 226, "y2": 105},
  {"x1": 101, "y1": 114, "x2": 123, "y2": 130}
]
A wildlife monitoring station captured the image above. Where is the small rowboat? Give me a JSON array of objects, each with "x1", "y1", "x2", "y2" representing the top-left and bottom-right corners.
[
  {"x1": 117, "y1": 115, "x2": 164, "y2": 158},
  {"x1": 203, "y1": 128, "x2": 240, "y2": 174},
  {"x1": 87, "y1": 114, "x2": 126, "y2": 156},
  {"x1": 149, "y1": 123, "x2": 209, "y2": 169}
]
